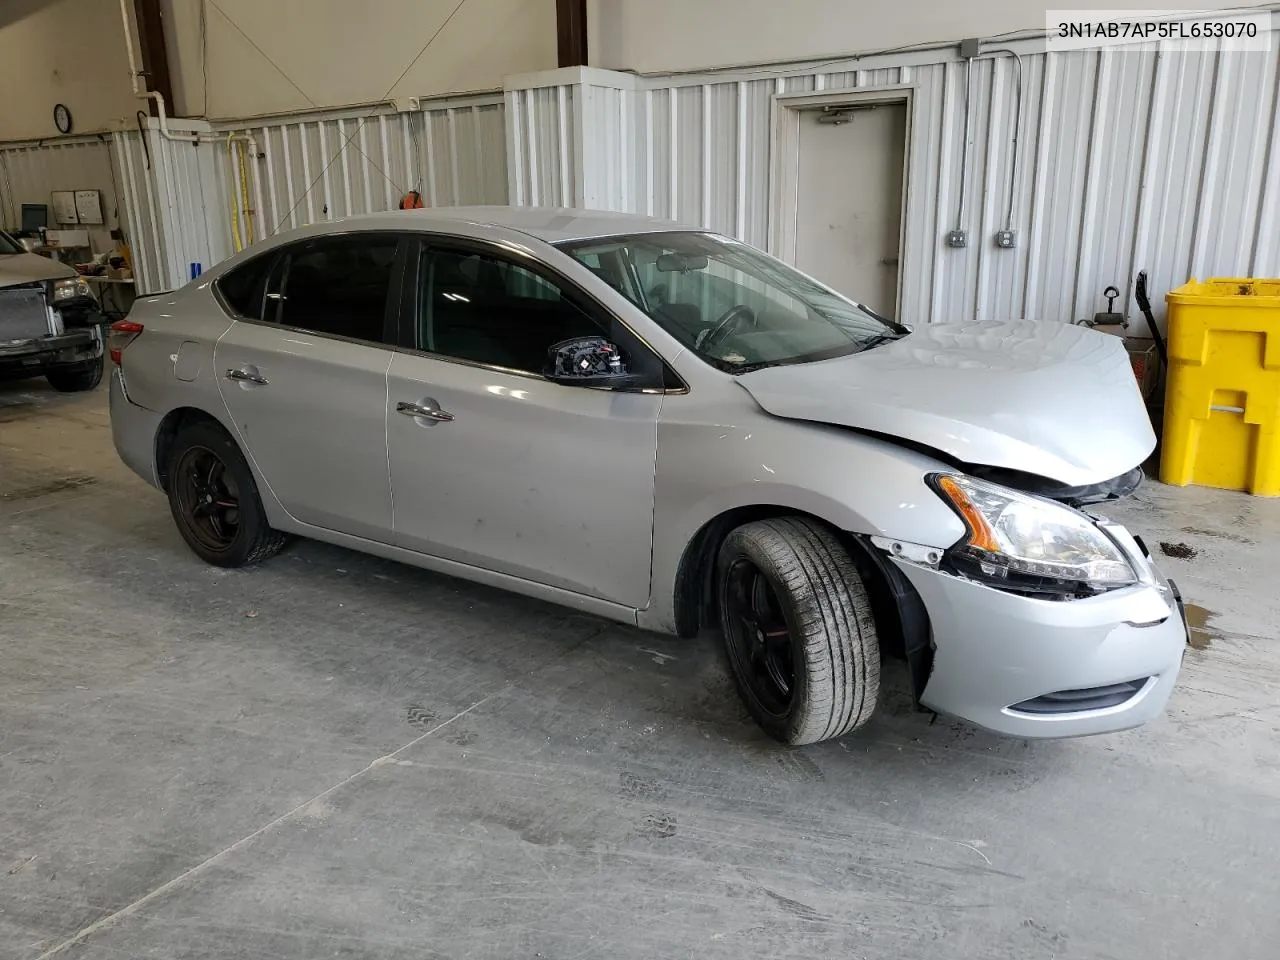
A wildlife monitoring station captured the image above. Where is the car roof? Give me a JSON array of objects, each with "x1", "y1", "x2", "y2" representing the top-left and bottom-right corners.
[{"x1": 299, "y1": 206, "x2": 693, "y2": 245}]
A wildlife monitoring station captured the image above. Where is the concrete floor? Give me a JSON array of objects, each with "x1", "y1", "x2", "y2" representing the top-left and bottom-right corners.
[{"x1": 1, "y1": 379, "x2": 1278, "y2": 960}]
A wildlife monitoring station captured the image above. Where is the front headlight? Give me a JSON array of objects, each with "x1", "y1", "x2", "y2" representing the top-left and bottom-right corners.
[
  {"x1": 52, "y1": 277, "x2": 91, "y2": 302},
  {"x1": 930, "y1": 473, "x2": 1136, "y2": 594}
]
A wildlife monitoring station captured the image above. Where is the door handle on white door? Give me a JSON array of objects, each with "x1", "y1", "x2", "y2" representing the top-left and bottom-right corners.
[
  {"x1": 396, "y1": 400, "x2": 454, "y2": 423},
  {"x1": 225, "y1": 367, "x2": 269, "y2": 385}
]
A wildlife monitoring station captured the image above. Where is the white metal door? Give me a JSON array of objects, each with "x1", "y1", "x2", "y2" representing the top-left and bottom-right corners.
[{"x1": 793, "y1": 104, "x2": 906, "y2": 318}]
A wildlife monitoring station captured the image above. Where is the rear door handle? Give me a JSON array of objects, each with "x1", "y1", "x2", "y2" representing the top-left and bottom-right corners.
[
  {"x1": 396, "y1": 400, "x2": 454, "y2": 422},
  {"x1": 225, "y1": 367, "x2": 269, "y2": 385}
]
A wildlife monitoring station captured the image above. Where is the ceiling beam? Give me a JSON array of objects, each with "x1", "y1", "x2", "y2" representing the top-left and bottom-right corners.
[
  {"x1": 556, "y1": 0, "x2": 588, "y2": 67},
  {"x1": 132, "y1": 0, "x2": 176, "y2": 118}
]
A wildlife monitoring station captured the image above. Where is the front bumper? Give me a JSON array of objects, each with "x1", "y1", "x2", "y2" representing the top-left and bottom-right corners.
[
  {"x1": 893, "y1": 523, "x2": 1187, "y2": 739},
  {"x1": 0, "y1": 328, "x2": 102, "y2": 368}
]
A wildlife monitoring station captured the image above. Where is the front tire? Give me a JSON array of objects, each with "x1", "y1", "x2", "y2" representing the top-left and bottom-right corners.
[
  {"x1": 717, "y1": 518, "x2": 880, "y2": 745},
  {"x1": 165, "y1": 420, "x2": 288, "y2": 567},
  {"x1": 46, "y1": 353, "x2": 104, "y2": 392}
]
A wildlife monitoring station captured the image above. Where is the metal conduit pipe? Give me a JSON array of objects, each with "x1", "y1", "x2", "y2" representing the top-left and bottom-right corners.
[
  {"x1": 119, "y1": 0, "x2": 195, "y2": 143},
  {"x1": 119, "y1": 0, "x2": 264, "y2": 248}
]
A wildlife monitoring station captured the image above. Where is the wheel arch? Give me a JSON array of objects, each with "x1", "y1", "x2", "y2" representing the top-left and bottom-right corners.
[
  {"x1": 154, "y1": 406, "x2": 230, "y2": 492},
  {"x1": 670, "y1": 504, "x2": 934, "y2": 700}
]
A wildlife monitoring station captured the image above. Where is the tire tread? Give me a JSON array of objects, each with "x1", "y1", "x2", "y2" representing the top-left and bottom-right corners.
[{"x1": 718, "y1": 517, "x2": 880, "y2": 745}]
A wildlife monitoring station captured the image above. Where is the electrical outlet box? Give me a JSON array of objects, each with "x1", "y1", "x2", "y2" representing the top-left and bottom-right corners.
[
  {"x1": 959, "y1": 37, "x2": 982, "y2": 59},
  {"x1": 995, "y1": 230, "x2": 1017, "y2": 249},
  {"x1": 946, "y1": 229, "x2": 968, "y2": 248}
]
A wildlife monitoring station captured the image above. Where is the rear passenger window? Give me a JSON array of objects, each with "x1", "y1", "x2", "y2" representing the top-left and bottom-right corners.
[
  {"x1": 216, "y1": 253, "x2": 276, "y2": 320},
  {"x1": 274, "y1": 236, "x2": 399, "y2": 343}
]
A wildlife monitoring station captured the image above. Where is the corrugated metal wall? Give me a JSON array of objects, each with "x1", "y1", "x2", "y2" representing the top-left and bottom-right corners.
[
  {"x1": 13, "y1": 35, "x2": 1277, "y2": 327},
  {"x1": 507, "y1": 85, "x2": 577, "y2": 206},
  {"x1": 580, "y1": 82, "x2": 633, "y2": 211},
  {"x1": 514, "y1": 32, "x2": 1280, "y2": 331},
  {"x1": 106, "y1": 97, "x2": 510, "y2": 293},
  {"x1": 113, "y1": 126, "x2": 235, "y2": 294},
  {"x1": 219, "y1": 96, "x2": 509, "y2": 237},
  {"x1": 0, "y1": 137, "x2": 125, "y2": 254},
  {"x1": 112, "y1": 129, "x2": 165, "y2": 294}
]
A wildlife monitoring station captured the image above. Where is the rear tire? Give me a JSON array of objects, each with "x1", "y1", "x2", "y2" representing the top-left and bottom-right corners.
[
  {"x1": 46, "y1": 353, "x2": 104, "y2": 392},
  {"x1": 717, "y1": 517, "x2": 880, "y2": 745},
  {"x1": 165, "y1": 420, "x2": 289, "y2": 567}
]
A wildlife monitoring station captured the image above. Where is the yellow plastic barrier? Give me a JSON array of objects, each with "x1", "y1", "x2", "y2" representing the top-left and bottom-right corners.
[{"x1": 1161, "y1": 278, "x2": 1280, "y2": 495}]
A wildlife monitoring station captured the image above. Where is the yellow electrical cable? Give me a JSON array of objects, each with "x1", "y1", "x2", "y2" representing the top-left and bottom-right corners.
[
  {"x1": 237, "y1": 139, "x2": 254, "y2": 244},
  {"x1": 227, "y1": 133, "x2": 242, "y2": 253}
]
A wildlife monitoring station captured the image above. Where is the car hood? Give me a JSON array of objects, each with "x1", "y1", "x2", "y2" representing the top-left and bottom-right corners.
[
  {"x1": 0, "y1": 252, "x2": 75, "y2": 287},
  {"x1": 736, "y1": 319, "x2": 1156, "y2": 486}
]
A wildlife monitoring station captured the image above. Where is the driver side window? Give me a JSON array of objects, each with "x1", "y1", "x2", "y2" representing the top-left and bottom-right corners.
[
  {"x1": 417, "y1": 248, "x2": 602, "y2": 373},
  {"x1": 415, "y1": 244, "x2": 671, "y2": 388}
]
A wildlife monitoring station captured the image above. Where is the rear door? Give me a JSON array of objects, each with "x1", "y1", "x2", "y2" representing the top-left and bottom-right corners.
[
  {"x1": 385, "y1": 239, "x2": 666, "y2": 607},
  {"x1": 214, "y1": 233, "x2": 404, "y2": 541}
]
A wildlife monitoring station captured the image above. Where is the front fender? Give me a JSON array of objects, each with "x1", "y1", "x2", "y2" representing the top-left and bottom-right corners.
[{"x1": 640, "y1": 404, "x2": 966, "y2": 633}]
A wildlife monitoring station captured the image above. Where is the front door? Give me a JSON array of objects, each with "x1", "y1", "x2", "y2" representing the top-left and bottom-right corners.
[
  {"x1": 214, "y1": 234, "x2": 403, "y2": 541},
  {"x1": 793, "y1": 102, "x2": 906, "y2": 317},
  {"x1": 386, "y1": 241, "x2": 663, "y2": 607}
]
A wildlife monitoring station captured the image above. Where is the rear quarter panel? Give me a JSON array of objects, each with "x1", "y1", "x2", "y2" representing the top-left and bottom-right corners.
[
  {"x1": 119, "y1": 282, "x2": 233, "y2": 412},
  {"x1": 115, "y1": 281, "x2": 242, "y2": 486}
]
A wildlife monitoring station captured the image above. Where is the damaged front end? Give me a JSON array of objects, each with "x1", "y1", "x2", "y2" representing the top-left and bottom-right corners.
[
  {"x1": 0, "y1": 276, "x2": 104, "y2": 377},
  {"x1": 964, "y1": 463, "x2": 1145, "y2": 508},
  {"x1": 860, "y1": 460, "x2": 1149, "y2": 708}
]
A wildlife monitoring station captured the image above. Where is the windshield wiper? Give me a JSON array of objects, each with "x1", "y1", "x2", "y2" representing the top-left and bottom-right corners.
[{"x1": 856, "y1": 333, "x2": 904, "y2": 352}]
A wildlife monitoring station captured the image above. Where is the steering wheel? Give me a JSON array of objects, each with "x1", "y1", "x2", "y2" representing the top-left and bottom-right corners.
[{"x1": 698, "y1": 304, "x2": 757, "y2": 351}]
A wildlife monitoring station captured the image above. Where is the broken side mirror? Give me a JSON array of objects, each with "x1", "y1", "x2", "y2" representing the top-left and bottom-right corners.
[{"x1": 544, "y1": 336, "x2": 646, "y2": 389}]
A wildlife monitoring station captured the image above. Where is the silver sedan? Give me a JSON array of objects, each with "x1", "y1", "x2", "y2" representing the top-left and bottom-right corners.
[{"x1": 109, "y1": 207, "x2": 1188, "y2": 745}]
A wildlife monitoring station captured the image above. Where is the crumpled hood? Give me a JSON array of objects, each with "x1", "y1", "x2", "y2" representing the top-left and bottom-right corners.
[
  {"x1": 0, "y1": 252, "x2": 75, "y2": 288},
  {"x1": 737, "y1": 319, "x2": 1156, "y2": 486}
]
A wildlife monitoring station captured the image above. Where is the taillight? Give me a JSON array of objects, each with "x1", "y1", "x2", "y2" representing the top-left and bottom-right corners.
[{"x1": 108, "y1": 320, "x2": 144, "y2": 365}]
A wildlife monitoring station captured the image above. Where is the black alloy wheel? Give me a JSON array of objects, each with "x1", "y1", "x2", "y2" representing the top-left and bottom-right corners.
[
  {"x1": 172, "y1": 445, "x2": 241, "y2": 555},
  {"x1": 164, "y1": 420, "x2": 289, "y2": 568},
  {"x1": 723, "y1": 558, "x2": 796, "y2": 718}
]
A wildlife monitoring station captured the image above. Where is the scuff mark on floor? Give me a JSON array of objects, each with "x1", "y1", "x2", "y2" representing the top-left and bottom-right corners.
[
  {"x1": 7, "y1": 854, "x2": 37, "y2": 875},
  {"x1": 761, "y1": 888, "x2": 829, "y2": 922},
  {"x1": 1181, "y1": 525, "x2": 1255, "y2": 545},
  {"x1": 1, "y1": 475, "x2": 97, "y2": 501}
]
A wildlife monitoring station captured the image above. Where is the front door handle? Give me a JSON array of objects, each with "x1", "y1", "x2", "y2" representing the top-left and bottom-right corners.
[
  {"x1": 225, "y1": 367, "x2": 269, "y2": 385},
  {"x1": 396, "y1": 400, "x2": 454, "y2": 423}
]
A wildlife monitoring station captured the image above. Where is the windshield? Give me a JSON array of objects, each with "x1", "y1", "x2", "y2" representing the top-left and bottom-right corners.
[
  {"x1": 0, "y1": 231, "x2": 24, "y2": 255},
  {"x1": 557, "y1": 231, "x2": 905, "y2": 371}
]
